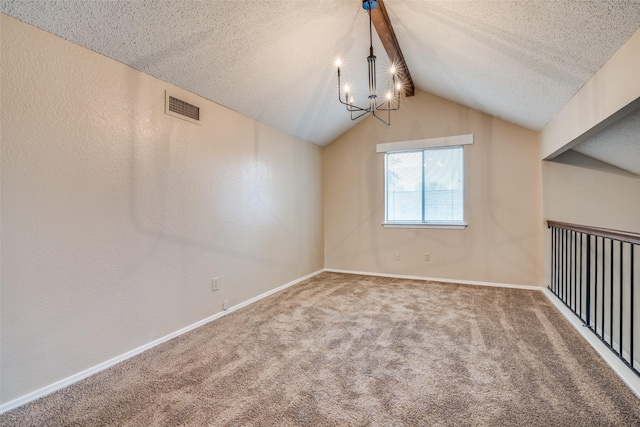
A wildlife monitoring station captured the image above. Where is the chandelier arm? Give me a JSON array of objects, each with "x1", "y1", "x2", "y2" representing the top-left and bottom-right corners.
[
  {"x1": 339, "y1": 97, "x2": 358, "y2": 107},
  {"x1": 339, "y1": 96, "x2": 368, "y2": 110},
  {"x1": 350, "y1": 109, "x2": 372, "y2": 121},
  {"x1": 375, "y1": 101, "x2": 400, "y2": 111},
  {"x1": 371, "y1": 109, "x2": 390, "y2": 126},
  {"x1": 346, "y1": 104, "x2": 370, "y2": 112}
]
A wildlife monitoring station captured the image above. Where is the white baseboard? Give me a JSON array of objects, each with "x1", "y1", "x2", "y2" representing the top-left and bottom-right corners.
[
  {"x1": 542, "y1": 288, "x2": 640, "y2": 399},
  {"x1": 323, "y1": 268, "x2": 543, "y2": 291},
  {"x1": 0, "y1": 269, "x2": 324, "y2": 414}
]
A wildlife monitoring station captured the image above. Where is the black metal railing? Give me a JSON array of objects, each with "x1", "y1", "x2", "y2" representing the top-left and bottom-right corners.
[{"x1": 548, "y1": 220, "x2": 639, "y2": 376}]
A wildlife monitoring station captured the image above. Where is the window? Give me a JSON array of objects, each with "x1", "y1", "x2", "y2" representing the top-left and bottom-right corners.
[{"x1": 384, "y1": 146, "x2": 464, "y2": 227}]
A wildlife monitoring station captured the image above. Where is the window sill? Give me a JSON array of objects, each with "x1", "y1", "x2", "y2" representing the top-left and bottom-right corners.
[{"x1": 382, "y1": 223, "x2": 468, "y2": 230}]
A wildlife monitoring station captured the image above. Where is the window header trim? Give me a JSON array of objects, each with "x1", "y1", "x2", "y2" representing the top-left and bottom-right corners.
[{"x1": 376, "y1": 134, "x2": 473, "y2": 153}]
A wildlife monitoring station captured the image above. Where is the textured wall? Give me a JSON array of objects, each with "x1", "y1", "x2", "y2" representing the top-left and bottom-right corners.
[
  {"x1": 323, "y1": 90, "x2": 542, "y2": 287},
  {"x1": 0, "y1": 15, "x2": 323, "y2": 404}
]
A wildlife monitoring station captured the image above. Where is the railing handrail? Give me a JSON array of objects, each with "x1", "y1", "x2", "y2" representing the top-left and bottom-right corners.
[{"x1": 547, "y1": 220, "x2": 640, "y2": 245}]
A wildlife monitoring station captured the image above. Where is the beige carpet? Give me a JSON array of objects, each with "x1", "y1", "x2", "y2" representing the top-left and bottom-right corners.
[{"x1": 1, "y1": 272, "x2": 639, "y2": 426}]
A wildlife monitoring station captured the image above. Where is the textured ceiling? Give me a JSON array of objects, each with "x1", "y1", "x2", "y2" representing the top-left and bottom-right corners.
[
  {"x1": 386, "y1": 0, "x2": 640, "y2": 131},
  {"x1": 2, "y1": 1, "x2": 640, "y2": 146},
  {"x1": 573, "y1": 108, "x2": 640, "y2": 176}
]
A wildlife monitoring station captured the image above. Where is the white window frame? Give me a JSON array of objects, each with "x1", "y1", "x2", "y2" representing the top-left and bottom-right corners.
[{"x1": 378, "y1": 134, "x2": 472, "y2": 229}]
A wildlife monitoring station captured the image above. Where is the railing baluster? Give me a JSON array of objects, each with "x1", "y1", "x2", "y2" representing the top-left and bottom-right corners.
[
  {"x1": 610, "y1": 238, "x2": 614, "y2": 348},
  {"x1": 586, "y1": 234, "x2": 591, "y2": 327},
  {"x1": 593, "y1": 236, "x2": 598, "y2": 335},
  {"x1": 561, "y1": 229, "x2": 564, "y2": 302},
  {"x1": 556, "y1": 227, "x2": 560, "y2": 294},
  {"x1": 565, "y1": 229, "x2": 568, "y2": 303},
  {"x1": 573, "y1": 231, "x2": 578, "y2": 313},
  {"x1": 569, "y1": 230, "x2": 573, "y2": 309},
  {"x1": 631, "y1": 244, "x2": 634, "y2": 369},
  {"x1": 556, "y1": 228, "x2": 560, "y2": 296},
  {"x1": 551, "y1": 227, "x2": 558, "y2": 293},
  {"x1": 601, "y1": 237, "x2": 605, "y2": 339},
  {"x1": 551, "y1": 227, "x2": 555, "y2": 292},
  {"x1": 579, "y1": 232, "x2": 582, "y2": 319},
  {"x1": 547, "y1": 221, "x2": 639, "y2": 377},
  {"x1": 562, "y1": 228, "x2": 565, "y2": 302},
  {"x1": 620, "y1": 240, "x2": 624, "y2": 357}
]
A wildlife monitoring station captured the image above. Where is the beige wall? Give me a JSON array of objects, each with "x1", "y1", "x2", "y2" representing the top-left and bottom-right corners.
[
  {"x1": 0, "y1": 15, "x2": 323, "y2": 404},
  {"x1": 323, "y1": 90, "x2": 542, "y2": 287},
  {"x1": 541, "y1": 159, "x2": 640, "y2": 285}
]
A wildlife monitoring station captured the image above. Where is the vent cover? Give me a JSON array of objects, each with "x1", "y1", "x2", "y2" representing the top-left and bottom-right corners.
[
  {"x1": 169, "y1": 96, "x2": 199, "y2": 120},
  {"x1": 165, "y1": 91, "x2": 202, "y2": 125}
]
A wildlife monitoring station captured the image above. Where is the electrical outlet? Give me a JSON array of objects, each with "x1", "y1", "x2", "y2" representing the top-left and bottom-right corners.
[
  {"x1": 425, "y1": 253, "x2": 430, "y2": 261},
  {"x1": 395, "y1": 252, "x2": 400, "y2": 261},
  {"x1": 223, "y1": 300, "x2": 229, "y2": 310},
  {"x1": 211, "y1": 277, "x2": 219, "y2": 291}
]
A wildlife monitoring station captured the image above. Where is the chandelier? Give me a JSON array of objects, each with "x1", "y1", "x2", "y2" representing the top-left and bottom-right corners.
[{"x1": 335, "y1": 0, "x2": 402, "y2": 125}]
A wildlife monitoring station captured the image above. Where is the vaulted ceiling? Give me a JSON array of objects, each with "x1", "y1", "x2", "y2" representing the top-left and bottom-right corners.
[{"x1": 2, "y1": 0, "x2": 640, "y2": 148}]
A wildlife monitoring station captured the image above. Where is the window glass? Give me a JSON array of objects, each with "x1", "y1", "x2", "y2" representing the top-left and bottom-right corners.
[{"x1": 385, "y1": 146, "x2": 463, "y2": 224}]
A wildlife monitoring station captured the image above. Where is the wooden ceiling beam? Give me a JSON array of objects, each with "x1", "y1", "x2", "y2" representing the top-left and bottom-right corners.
[{"x1": 370, "y1": 0, "x2": 415, "y2": 97}]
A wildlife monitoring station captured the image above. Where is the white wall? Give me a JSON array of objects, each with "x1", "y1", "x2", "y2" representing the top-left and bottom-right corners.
[
  {"x1": 0, "y1": 15, "x2": 323, "y2": 404},
  {"x1": 323, "y1": 90, "x2": 543, "y2": 287}
]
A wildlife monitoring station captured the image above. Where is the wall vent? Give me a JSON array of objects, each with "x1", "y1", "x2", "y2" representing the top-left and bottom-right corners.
[{"x1": 165, "y1": 91, "x2": 201, "y2": 125}]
